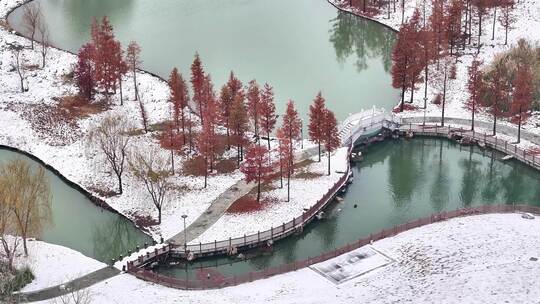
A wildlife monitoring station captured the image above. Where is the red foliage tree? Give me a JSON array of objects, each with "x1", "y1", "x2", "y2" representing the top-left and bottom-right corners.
[
  {"x1": 487, "y1": 62, "x2": 508, "y2": 135},
  {"x1": 230, "y1": 93, "x2": 249, "y2": 166},
  {"x1": 445, "y1": 0, "x2": 464, "y2": 56},
  {"x1": 498, "y1": 0, "x2": 516, "y2": 45},
  {"x1": 74, "y1": 43, "x2": 96, "y2": 101},
  {"x1": 308, "y1": 92, "x2": 326, "y2": 161},
  {"x1": 197, "y1": 99, "x2": 218, "y2": 188},
  {"x1": 392, "y1": 10, "x2": 422, "y2": 110},
  {"x1": 169, "y1": 68, "x2": 191, "y2": 145},
  {"x1": 246, "y1": 79, "x2": 261, "y2": 139},
  {"x1": 191, "y1": 53, "x2": 205, "y2": 122},
  {"x1": 465, "y1": 58, "x2": 483, "y2": 131},
  {"x1": 281, "y1": 101, "x2": 301, "y2": 202},
  {"x1": 241, "y1": 145, "x2": 272, "y2": 201},
  {"x1": 90, "y1": 16, "x2": 125, "y2": 103},
  {"x1": 511, "y1": 65, "x2": 533, "y2": 143},
  {"x1": 227, "y1": 71, "x2": 243, "y2": 98},
  {"x1": 197, "y1": 120, "x2": 215, "y2": 188},
  {"x1": 276, "y1": 128, "x2": 293, "y2": 193},
  {"x1": 259, "y1": 83, "x2": 277, "y2": 150},
  {"x1": 218, "y1": 85, "x2": 233, "y2": 148},
  {"x1": 321, "y1": 109, "x2": 340, "y2": 175}
]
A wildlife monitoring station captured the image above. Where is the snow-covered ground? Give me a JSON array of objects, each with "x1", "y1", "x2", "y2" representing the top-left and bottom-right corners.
[
  {"x1": 0, "y1": 0, "x2": 245, "y2": 241},
  {"x1": 1, "y1": 236, "x2": 105, "y2": 293},
  {"x1": 38, "y1": 213, "x2": 540, "y2": 304},
  {"x1": 192, "y1": 147, "x2": 349, "y2": 244},
  {"x1": 331, "y1": 0, "x2": 540, "y2": 137}
]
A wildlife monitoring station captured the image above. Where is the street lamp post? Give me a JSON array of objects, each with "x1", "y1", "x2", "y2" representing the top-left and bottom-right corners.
[{"x1": 181, "y1": 214, "x2": 188, "y2": 251}]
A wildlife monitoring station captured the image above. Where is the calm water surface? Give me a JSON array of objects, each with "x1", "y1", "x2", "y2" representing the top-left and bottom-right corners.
[
  {"x1": 157, "y1": 138, "x2": 540, "y2": 278},
  {"x1": 8, "y1": 0, "x2": 399, "y2": 121},
  {"x1": 0, "y1": 149, "x2": 151, "y2": 262}
]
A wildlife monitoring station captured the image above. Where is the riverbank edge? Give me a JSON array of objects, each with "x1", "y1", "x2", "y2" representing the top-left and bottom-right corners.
[
  {"x1": 128, "y1": 204, "x2": 540, "y2": 290},
  {"x1": 326, "y1": 0, "x2": 398, "y2": 33}
]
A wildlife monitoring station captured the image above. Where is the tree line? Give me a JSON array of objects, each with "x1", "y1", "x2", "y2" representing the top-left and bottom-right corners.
[
  {"x1": 76, "y1": 18, "x2": 341, "y2": 224},
  {"x1": 388, "y1": 0, "x2": 531, "y2": 140}
]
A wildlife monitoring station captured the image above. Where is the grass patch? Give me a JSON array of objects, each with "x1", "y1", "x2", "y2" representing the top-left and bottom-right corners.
[{"x1": 0, "y1": 263, "x2": 34, "y2": 300}]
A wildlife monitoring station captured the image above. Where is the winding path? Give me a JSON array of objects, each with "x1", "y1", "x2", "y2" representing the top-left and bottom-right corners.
[
  {"x1": 167, "y1": 145, "x2": 320, "y2": 245},
  {"x1": 17, "y1": 267, "x2": 120, "y2": 302}
]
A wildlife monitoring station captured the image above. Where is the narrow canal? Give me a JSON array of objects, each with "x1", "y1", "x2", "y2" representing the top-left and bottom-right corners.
[
  {"x1": 156, "y1": 138, "x2": 540, "y2": 279},
  {"x1": 0, "y1": 149, "x2": 151, "y2": 263}
]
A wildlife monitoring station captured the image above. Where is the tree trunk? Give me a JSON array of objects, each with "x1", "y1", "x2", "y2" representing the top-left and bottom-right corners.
[
  {"x1": 318, "y1": 141, "x2": 321, "y2": 162},
  {"x1": 492, "y1": 112, "x2": 497, "y2": 136},
  {"x1": 257, "y1": 170, "x2": 261, "y2": 202},
  {"x1": 119, "y1": 78, "x2": 123, "y2": 106},
  {"x1": 441, "y1": 69, "x2": 447, "y2": 126},
  {"x1": 204, "y1": 157, "x2": 208, "y2": 188},
  {"x1": 471, "y1": 97, "x2": 475, "y2": 131},
  {"x1": 492, "y1": 8, "x2": 497, "y2": 40},
  {"x1": 267, "y1": 133, "x2": 271, "y2": 150},
  {"x1": 400, "y1": 83, "x2": 406, "y2": 112},
  {"x1": 133, "y1": 69, "x2": 138, "y2": 101},
  {"x1": 517, "y1": 111, "x2": 522, "y2": 143},
  {"x1": 327, "y1": 151, "x2": 331, "y2": 176},
  {"x1": 158, "y1": 207, "x2": 162, "y2": 224},
  {"x1": 287, "y1": 168, "x2": 290, "y2": 202},
  {"x1": 117, "y1": 173, "x2": 123, "y2": 195}
]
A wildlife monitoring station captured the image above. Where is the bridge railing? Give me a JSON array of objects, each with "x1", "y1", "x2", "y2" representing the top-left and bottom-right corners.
[
  {"x1": 403, "y1": 124, "x2": 540, "y2": 170},
  {"x1": 128, "y1": 203, "x2": 540, "y2": 290}
]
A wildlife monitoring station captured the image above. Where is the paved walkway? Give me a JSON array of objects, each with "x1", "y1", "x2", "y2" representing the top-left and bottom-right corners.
[
  {"x1": 17, "y1": 266, "x2": 120, "y2": 302},
  {"x1": 168, "y1": 145, "x2": 320, "y2": 245}
]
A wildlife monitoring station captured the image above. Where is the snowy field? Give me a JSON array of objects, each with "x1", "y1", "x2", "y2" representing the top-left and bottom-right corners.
[
  {"x1": 1, "y1": 236, "x2": 105, "y2": 293},
  {"x1": 38, "y1": 213, "x2": 540, "y2": 304},
  {"x1": 192, "y1": 147, "x2": 349, "y2": 244}
]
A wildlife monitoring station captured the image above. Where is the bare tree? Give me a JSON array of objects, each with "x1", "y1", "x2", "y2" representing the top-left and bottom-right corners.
[
  {"x1": 88, "y1": 115, "x2": 132, "y2": 195},
  {"x1": 38, "y1": 20, "x2": 50, "y2": 68},
  {"x1": 129, "y1": 148, "x2": 172, "y2": 224},
  {"x1": 9, "y1": 44, "x2": 26, "y2": 92},
  {"x1": 22, "y1": 3, "x2": 42, "y2": 50},
  {"x1": 1, "y1": 160, "x2": 52, "y2": 256},
  {"x1": 55, "y1": 287, "x2": 93, "y2": 304}
]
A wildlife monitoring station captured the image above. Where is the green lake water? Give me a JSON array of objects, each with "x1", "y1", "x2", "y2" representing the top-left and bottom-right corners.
[
  {"x1": 8, "y1": 0, "x2": 399, "y2": 121},
  {"x1": 157, "y1": 138, "x2": 540, "y2": 278},
  {"x1": 7, "y1": 0, "x2": 539, "y2": 280},
  {"x1": 0, "y1": 149, "x2": 151, "y2": 263}
]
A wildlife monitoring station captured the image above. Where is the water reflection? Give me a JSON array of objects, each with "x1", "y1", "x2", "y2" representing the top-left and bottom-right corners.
[
  {"x1": 458, "y1": 146, "x2": 481, "y2": 206},
  {"x1": 430, "y1": 140, "x2": 449, "y2": 211},
  {"x1": 329, "y1": 11, "x2": 395, "y2": 72},
  {"x1": 92, "y1": 216, "x2": 145, "y2": 261}
]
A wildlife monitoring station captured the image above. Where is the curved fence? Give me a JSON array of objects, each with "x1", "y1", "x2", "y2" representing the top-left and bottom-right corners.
[
  {"x1": 128, "y1": 204, "x2": 539, "y2": 290},
  {"x1": 402, "y1": 124, "x2": 540, "y2": 170}
]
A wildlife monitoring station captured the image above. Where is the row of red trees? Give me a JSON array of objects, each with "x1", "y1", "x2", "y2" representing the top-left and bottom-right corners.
[
  {"x1": 75, "y1": 17, "x2": 343, "y2": 203},
  {"x1": 391, "y1": 0, "x2": 517, "y2": 113},
  {"x1": 171, "y1": 55, "x2": 340, "y2": 201}
]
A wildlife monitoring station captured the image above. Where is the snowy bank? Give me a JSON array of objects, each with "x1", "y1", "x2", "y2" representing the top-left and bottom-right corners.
[
  {"x1": 1, "y1": 236, "x2": 105, "y2": 293},
  {"x1": 39, "y1": 213, "x2": 540, "y2": 304}
]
